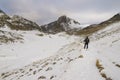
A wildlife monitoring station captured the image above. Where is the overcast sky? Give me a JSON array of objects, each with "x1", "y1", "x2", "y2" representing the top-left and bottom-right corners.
[{"x1": 0, "y1": 0, "x2": 120, "y2": 25}]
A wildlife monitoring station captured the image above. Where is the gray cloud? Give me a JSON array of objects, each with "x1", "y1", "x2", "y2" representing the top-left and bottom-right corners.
[{"x1": 0, "y1": 0, "x2": 120, "y2": 25}]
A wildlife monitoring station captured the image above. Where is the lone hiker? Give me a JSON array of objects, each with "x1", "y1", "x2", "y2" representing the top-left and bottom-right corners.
[{"x1": 84, "y1": 36, "x2": 90, "y2": 49}]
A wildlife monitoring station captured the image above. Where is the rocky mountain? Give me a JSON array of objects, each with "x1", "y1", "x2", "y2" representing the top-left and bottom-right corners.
[
  {"x1": 40, "y1": 15, "x2": 81, "y2": 34},
  {"x1": 40, "y1": 13, "x2": 120, "y2": 35},
  {"x1": 1, "y1": 9, "x2": 120, "y2": 36},
  {"x1": 6, "y1": 15, "x2": 40, "y2": 30},
  {"x1": 75, "y1": 13, "x2": 120, "y2": 35},
  {"x1": 0, "y1": 9, "x2": 41, "y2": 44},
  {"x1": 0, "y1": 9, "x2": 40, "y2": 31}
]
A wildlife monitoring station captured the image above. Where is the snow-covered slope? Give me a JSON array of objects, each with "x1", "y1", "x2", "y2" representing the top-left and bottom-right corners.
[
  {"x1": 0, "y1": 21, "x2": 120, "y2": 80},
  {"x1": 0, "y1": 29, "x2": 76, "y2": 73}
]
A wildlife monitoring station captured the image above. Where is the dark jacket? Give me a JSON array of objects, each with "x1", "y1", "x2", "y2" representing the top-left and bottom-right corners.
[{"x1": 84, "y1": 37, "x2": 89, "y2": 44}]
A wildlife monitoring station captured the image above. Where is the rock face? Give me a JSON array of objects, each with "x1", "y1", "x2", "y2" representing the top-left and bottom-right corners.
[{"x1": 40, "y1": 15, "x2": 81, "y2": 34}]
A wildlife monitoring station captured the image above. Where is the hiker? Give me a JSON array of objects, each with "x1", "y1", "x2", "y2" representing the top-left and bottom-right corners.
[{"x1": 84, "y1": 36, "x2": 90, "y2": 49}]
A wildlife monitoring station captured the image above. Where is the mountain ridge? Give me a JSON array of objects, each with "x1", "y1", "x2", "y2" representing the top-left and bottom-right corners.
[
  {"x1": 0, "y1": 9, "x2": 120, "y2": 35},
  {"x1": 0, "y1": 9, "x2": 40, "y2": 31},
  {"x1": 74, "y1": 13, "x2": 120, "y2": 35},
  {"x1": 40, "y1": 15, "x2": 81, "y2": 34}
]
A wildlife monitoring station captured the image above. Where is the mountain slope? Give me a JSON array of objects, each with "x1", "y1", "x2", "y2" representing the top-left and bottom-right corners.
[
  {"x1": 6, "y1": 15, "x2": 40, "y2": 30},
  {"x1": 0, "y1": 21, "x2": 120, "y2": 80},
  {"x1": 75, "y1": 13, "x2": 120, "y2": 35},
  {"x1": 40, "y1": 15, "x2": 83, "y2": 34},
  {"x1": 0, "y1": 9, "x2": 41, "y2": 44},
  {"x1": 0, "y1": 9, "x2": 40, "y2": 31},
  {"x1": 0, "y1": 25, "x2": 23, "y2": 44}
]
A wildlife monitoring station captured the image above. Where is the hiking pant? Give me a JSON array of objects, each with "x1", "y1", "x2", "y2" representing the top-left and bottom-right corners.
[{"x1": 84, "y1": 43, "x2": 88, "y2": 49}]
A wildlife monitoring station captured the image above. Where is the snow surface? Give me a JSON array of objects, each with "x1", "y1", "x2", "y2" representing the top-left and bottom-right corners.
[
  {"x1": 0, "y1": 22, "x2": 120, "y2": 80},
  {"x1": 0, "y1": 28, "x2": 77, "y2": 73}
]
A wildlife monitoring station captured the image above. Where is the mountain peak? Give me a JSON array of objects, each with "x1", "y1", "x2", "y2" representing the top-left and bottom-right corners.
[
  {"x1": 58, "y1": 15, "x2": 67, "y2": 19},
  {"x1": 57, "y1": 15, "x2": 70, "y2": 23},
  {"x1": 40, "y1": 15, "x2": 81, "y2": 34},
  {"x1": 57, "y1": 15, "x2": 80, "y2": 25}
]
